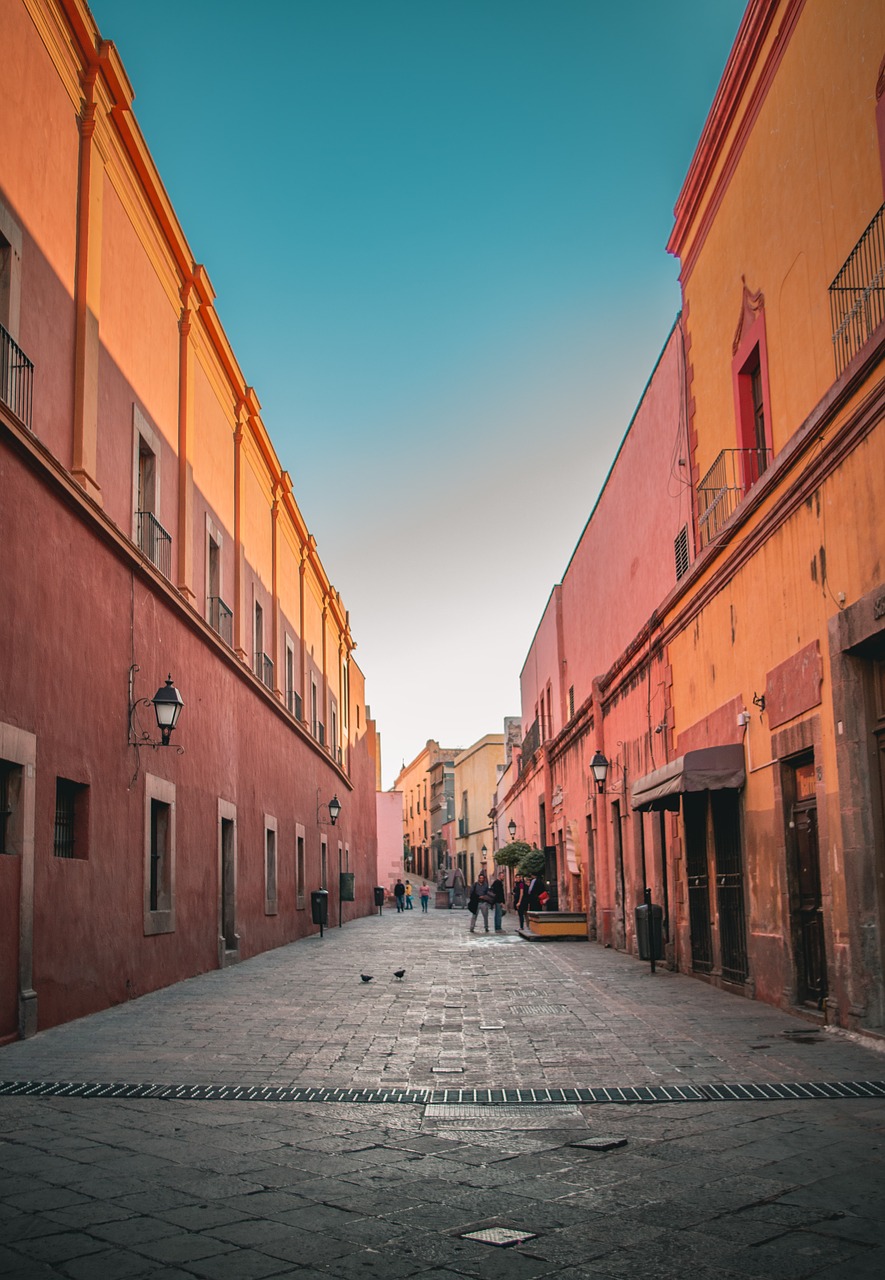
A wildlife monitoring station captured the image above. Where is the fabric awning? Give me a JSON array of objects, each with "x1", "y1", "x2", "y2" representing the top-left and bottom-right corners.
[{"x1": 630, "y1": 744, "x2": 746, "y2": 812}]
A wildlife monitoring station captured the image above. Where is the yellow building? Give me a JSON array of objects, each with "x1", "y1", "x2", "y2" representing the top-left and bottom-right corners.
[{"x1": 454, "y1": 735, "x2": 505, "y2": 886}]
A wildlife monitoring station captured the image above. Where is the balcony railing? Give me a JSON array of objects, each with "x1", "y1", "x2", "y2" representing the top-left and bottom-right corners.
[
  {"x1": 287, "y1": 689, "x2": 303, "y2": 720},
  {"x1": 255, "y1": 652, "x2": 274, "y2": 690},
  {"x1": 135, "y1": 510, "x2": 172, "y2": 578},
  {"x1": 829, "y1": 202, "x2": 885, "y2": 376},
  {"x1": 1, "y1": 323, "x2": 34, "y2": 430},
  {"x1": 696, "y1": 447, "x2": 769, "y2": 549},
  {"x1": 208, "y1": 596, "x2": 233, "y2": 646},
  {"x1": 519, "y1": 717, "x2": 541, "y2": 776}
]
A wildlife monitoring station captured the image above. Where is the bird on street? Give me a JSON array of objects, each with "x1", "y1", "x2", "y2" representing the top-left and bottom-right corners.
[
  {"x1": 360, "y1": 974, "x2": 373, "y2": 983},
  {"x1": 393, "y1": 969, "x2": 406, "y2": 980}
]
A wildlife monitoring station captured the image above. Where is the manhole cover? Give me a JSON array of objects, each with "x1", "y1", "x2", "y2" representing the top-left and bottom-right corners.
[
  {"x1": 461, "y1": 1227, "x2": 537, "y2": 1247},
  {"x1": 568, "y1": 1136, "x2": 628, "y2": 1151}
]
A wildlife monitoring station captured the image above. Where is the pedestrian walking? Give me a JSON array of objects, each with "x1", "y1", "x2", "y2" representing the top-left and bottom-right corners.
[
  {"x1": 419, "y1": 883, "x2": 430, "y2": 912},
  {"x1": 468, "y1": 870, "x2": 494, "y2": 933},
  {"x1": 404, "y1": 879, "x2": 414, "y2": 909},
  {"x1": 393, "y1": 879, "x2": 406, "y2": 912},
  {"x1": 513, "y1": 874, "x2": 529, "y2": 930},
  {"x1": 490, "y1": 870, "x2": 507, "y2": 931}
]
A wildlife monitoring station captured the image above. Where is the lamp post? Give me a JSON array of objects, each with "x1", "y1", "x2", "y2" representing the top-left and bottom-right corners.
[{"x1": 507, "y1": 818, "x2": 517, "y2": 842}]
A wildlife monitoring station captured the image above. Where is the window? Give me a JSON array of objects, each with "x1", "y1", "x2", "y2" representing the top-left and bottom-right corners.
[
  {"x1": 674, "y1": 525, "x2": 690, "y2": 580},
  {"x1": 295, "y1": 823, "x2": 306, "y2": 909},
  {"x1": 320, "y1": 835, "x2": 328, "y2": 889},
  {"x1": 132, "y1": 407, "x2": 171, "y2": 578},
  {"x1": 254, "y1": 600, "x2": 264, "y2": 675},
  {"x1": 568, "y1": 686, "x2": 575, "y2": 720},
  {"x1": 145, "y1": 774, "x2": 175, "y2": 934},
  {"x1": 265, "y1": 817, "x2": 278, "y2": 915},
  {"x1": 150, "y1": 799, "x2": 171, "y2": 911},
  {"x1": 310, "y1": 675, "x2": 318, "y2": 738},
  {"x1": 731, "y1": 286, "x2": 772, "y2": 482},
  {"x1": 54, "y1": 778, "x2": 88, "y2": 860},
  {"x1": 331, "y1": 702, "x2": 338, "y2": 759},
  {"x1": 206, "y1": 518, "x2": 231, "y2": 645},
  {"x1": 0, "y1": 759, "x2": 22, "y2": 856},
  {"x1": 286, "y1": 637, "x2": 299, "y2": 716}
]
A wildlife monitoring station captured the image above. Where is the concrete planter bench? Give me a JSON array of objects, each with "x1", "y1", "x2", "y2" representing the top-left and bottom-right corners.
[{"x1": 522, "y1": 911, "x2": 588, "y2": 939}]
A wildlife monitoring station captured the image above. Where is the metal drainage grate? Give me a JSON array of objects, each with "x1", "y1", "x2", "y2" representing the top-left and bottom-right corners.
[
  {"x1": 461, "y1": 1227, "x2": 537, "y2": 1247},
  {"x1": 425, "y1": 1103, "x2": 584, "y2": 1128},
  {"x1": 508, "y1": 1003, "x2": 570, "y2": 1016},
  {"x1": 0, "y1": 1079, "x2": 883, "y2": 1106}
]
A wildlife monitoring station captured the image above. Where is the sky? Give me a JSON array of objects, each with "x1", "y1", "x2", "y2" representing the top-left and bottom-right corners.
[{"x1": 88, "y1": 0, "x2": 746, "y2": 789}]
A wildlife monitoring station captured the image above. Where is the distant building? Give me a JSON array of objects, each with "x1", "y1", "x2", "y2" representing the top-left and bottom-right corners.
[
  {"x1": 453, "y1": 735, "x2": 505, "y2": 885},
  {"x1": 394, "y1": 741, "x2": 461, "y2": 882}
]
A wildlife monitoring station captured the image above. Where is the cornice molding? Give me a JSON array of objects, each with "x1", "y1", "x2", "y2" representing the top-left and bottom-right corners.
[{"x1": 668, "y1": 0, "x2": 806, "y2": 279}]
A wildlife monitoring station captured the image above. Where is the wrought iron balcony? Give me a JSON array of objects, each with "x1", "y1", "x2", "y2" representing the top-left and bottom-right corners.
[
  {"x1": 208, "y1": 596, "x2": 233, "y2": 646},
  {"x1": 1, "y1": 323, "x2": 34, "y2": 430},
  {"x1": 255, "y1": 652, "x2": 274, "y2": 689},
  {"x1": 829, "y1": 202, "x2": 885, "y2": 376},
  {"x1": 135, "y1": 510, "x2": 172, "y2": 578},
  {"x1": 518, "y1": 717, "x2": 541, "y2": 776},
  {"x1": 696, "y1": 447, "x2": 769, "y2": 549}
]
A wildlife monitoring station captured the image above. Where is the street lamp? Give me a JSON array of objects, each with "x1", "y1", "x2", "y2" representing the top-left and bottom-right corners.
[
  {"x1": 317, "y1": 791, "x2": 342, "y2": 826},
  {"x1": 590, "y1": 750, "x2": 609, "y2": 793},
  {"x1": 507, "y1": 818, "x2": 517, "y2": 841},
  {"x1": 481, "y1": 844, "x2": 488, "y2": 864},
  {"x1": 151, "y1": 675, "x2": 184, "y2": 746},
  {"x1": 129, "y1": 666, "x2": 184, "y2": 751}
]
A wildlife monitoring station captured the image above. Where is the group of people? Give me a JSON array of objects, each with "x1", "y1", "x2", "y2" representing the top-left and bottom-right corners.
[
  {"x1": 390, "y1": 868, "x2": 547, "y2": 928},
  {"x1": 467, "y1": 869, "x2": 546, "y2": 933},
  {"x1": 392, "y1": 879, "x2": 431, "y2": 912}
]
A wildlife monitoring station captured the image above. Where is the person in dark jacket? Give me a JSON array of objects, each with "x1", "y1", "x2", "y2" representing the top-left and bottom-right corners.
[
  {"x1": 393, "y1": 879, "x2": 406, "y2": 912},
  {"x1": 490, "y1": 871, "x2": 507, "y2": 931},
  {"x1": 468, "y1": 871, "x2": 493, "y2": 933},
  {"x1": 527, "y1": 872, "x2": 545, "y2": 912},
  {"x1": 513, "y1": 875, "x2": 529, "y2": 930}
]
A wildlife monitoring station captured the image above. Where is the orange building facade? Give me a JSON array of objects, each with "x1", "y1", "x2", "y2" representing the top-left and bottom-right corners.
[
  {"x1": 497, "y1": 0, "x2": 885, "y2": 1035},
  {"x1": 658, "y1": 0, "x2": 885, "y2": 1028},
  {"x1": 0, "y1": 0, "x2": 379, "y2": 1039}
]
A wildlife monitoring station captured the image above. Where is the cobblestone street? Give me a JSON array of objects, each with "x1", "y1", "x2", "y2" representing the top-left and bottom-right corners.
[{"x1": 1, "y1": 908, "x2": 884, "y2": 1278}]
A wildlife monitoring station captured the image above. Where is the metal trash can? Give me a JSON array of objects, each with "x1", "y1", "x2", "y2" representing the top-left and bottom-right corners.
[
  {"x1": 339, "y1": 872, "x2": 355, "y2": 902},
  {"x1": 373, "y1": 886, "x2": 385, "y2": 908},
  {"x1": 310, "y1": 889, "x2": 329, "y2": 927},
  {"x1": 634, "y1": 902, "x2": 663, "y2": 961}
]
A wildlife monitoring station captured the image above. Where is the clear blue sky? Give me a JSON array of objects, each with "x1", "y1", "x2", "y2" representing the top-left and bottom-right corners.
[{"x1": 88, "y1": 0, "x2": 745, "y2": 788}]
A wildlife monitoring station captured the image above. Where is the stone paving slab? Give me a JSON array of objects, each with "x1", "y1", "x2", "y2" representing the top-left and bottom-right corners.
[{"x1": 1, "y1": 908, "x2": 884, "y2": 1277}]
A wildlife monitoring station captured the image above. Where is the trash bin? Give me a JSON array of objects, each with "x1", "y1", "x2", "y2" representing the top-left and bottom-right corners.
[
  {"x1": 634, "y1": 902, "x2": 663, "y2": 961},
  {"x1": 310, "y1": 889, "x2": 329, "y2": 927},
  {"x1": 373, "y1": 886, "x2": 385, "y2": 908},
  {"x1": 339, "y1": 872, "x2": 355, "y2": 902}
]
